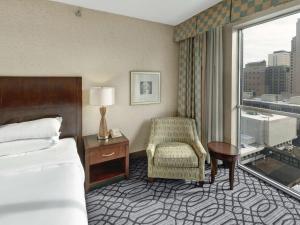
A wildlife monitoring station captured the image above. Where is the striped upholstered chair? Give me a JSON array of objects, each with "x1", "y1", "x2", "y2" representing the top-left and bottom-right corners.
[{"x1": 146, "y1": 117, "x2": 207, "y2": 185}]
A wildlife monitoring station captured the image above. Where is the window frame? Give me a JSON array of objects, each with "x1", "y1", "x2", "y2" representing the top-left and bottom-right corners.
[{"x1": 236, "y1": 9, "x2": 300, "y2": 200}]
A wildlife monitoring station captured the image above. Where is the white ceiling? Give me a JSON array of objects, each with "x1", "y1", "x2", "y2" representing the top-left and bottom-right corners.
[{"x1": 49, "y1": 0, "x2": 222, "y2": 25}]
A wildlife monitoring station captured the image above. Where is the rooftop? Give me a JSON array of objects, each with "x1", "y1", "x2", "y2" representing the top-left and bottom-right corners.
[{"x1": 273, "y1": 50, "x2": 290, "y2": 54}]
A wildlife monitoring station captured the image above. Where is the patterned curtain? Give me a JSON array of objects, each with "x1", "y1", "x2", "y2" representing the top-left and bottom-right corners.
[
  {"x1": 231, "y1": 0, "x2": 295, "y2": 22},
  {"x1": 174, "y1": 0, "x2": 230, "y2": 42},
  {"x1": 174, "y1": 0, "x2": 296, "y2": 42},
  {"x1": 178, "y1": 34, "x2": 205, "y2": 139},
  {"x1": 178, "y1": 27, "x2": 224, "y2": 160},
  {"x1": 174, "y1": 16, "x2": 197, "y2": 42}
]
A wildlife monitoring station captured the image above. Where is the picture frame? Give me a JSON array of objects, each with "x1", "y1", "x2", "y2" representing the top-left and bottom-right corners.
[{"x1": 130, "y1": 71, "x2": 161, "y2": 105}]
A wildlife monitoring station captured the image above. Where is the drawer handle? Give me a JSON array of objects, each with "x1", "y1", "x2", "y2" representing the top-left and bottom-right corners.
[{"x1": 102, "y1": 152, "x2": 115, "y2": 157}]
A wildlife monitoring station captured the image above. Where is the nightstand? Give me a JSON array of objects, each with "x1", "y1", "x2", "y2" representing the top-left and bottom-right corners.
[{"x1": 83, "y1": 134, "x2": 129, "y2": 191}]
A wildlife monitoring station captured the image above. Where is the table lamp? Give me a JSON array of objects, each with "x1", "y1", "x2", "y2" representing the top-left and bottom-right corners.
[{"x1": 89, "y1": 87, "x2": 115, "y2": 140}]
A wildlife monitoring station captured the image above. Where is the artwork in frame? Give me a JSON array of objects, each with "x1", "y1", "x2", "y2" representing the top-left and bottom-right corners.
[{"x1": 130, "y1": 71, "x2": 161, "y2": 105}]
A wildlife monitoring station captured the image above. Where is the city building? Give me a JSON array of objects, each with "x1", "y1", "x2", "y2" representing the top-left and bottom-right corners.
[
  {"x1": 294, "y1": 19, "x2": 300, "y2": 95},
  {"x1": 291, "y1": 37, "x2": 296, "y2": 94},
  {"x1": 289, "y1": 96, "x2": 300, "y2": 105},
  {"x1": 265, "y1": 66, "x2": 290, "y2": 94},
  {"x1": 243, "y1": 60, "x2": 266, "y2": 97},
  {"x1": 243, "y1": 91, "x2": 254, "y2": 99},
  {"x1": 241, "y1": 111, "x2": 297, "y2": 147},
  {"x1": 268, "y1": 50, "x2": 290, "y2": 66},
  {"x1": 261, "y1": 94, "x2": 283, "y2": 102},
  {"x1": 243, "y1": 98, "x2": 300, "y2": 114}
]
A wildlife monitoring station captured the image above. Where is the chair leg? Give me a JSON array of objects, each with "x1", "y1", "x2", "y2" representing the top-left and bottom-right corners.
[
  {"x1": 210, "y1": 157, "x2": 217, "y2": 184},
  {"x1": 148, "y1": 177, "x2": 155, "y2": 183},
  {"x1": 198, "y1": 181, "x2": 204, "y2": 187}
]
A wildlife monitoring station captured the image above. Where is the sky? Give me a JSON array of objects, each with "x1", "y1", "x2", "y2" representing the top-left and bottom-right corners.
[{"x1": 243, "y1": 12, "x2": 300, "y2": 66}]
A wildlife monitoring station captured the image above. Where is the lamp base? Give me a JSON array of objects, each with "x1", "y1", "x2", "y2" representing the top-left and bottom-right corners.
[
  {"x1": 98, "y1": 106, "x2": 109, "y2": 140},
  {"x1": 97, "y1": 134, "x2": 109, "y2": 140}
]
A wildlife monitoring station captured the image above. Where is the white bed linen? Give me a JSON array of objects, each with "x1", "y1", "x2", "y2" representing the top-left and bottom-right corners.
[
  {"x1": 0, "y1": 137, "x2": 59, "y2": 157},
  {"x1": 0, "y1": 138, "x2": 88, "y2": 225}
]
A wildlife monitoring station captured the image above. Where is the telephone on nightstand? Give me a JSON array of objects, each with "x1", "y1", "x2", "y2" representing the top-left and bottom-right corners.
[{"x1": 110, "y1": 129, "x2": 122, "y2": 138}]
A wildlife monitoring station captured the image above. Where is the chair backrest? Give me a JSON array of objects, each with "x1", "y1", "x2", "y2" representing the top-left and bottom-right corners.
[{"x1": 149, "y1": 117, "x2": 197, "y2": 145}]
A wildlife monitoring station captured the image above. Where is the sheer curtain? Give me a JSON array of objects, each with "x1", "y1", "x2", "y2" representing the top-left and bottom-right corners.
[{"x1": 204, "y1": 27, "x2": 224, "y2": 145}]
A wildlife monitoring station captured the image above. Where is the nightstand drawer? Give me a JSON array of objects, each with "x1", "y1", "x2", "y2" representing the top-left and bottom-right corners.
[{"x1": 89, "y1": 145, "x2": 125, "y2": 165}]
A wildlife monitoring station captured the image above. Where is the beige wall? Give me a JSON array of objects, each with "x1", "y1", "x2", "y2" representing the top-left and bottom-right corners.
[{"x1": 0, "y1": 0, "x2": 179, "y2": 153}]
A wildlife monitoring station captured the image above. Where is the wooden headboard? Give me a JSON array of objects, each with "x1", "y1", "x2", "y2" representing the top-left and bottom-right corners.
[{"x1": 0, "y1": 77, "x2": 82, "y2": 151}]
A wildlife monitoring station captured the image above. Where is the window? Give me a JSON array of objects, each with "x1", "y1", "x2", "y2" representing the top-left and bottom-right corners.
[{"x1": 239, "y1": 11, "x2": 300, "y2": 198}]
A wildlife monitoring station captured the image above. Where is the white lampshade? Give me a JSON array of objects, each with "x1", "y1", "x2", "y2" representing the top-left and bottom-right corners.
[{"x1": 89, "y1": 87, "x2": 115, "y2": 106}]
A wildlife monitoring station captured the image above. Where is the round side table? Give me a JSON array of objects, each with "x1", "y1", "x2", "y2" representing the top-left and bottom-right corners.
[{"x1": 208, "y1": 142, "x2": 239, "y2": 190}]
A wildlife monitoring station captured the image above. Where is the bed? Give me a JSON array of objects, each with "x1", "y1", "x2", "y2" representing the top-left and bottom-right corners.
[{"x1": 0, "y1": 77, "x2": 88, "y2": 225}]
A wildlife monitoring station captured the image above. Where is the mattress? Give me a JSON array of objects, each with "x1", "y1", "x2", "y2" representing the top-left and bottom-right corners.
[{"x1": 0, "y1": 138, "x2": 88, "y2": 225}]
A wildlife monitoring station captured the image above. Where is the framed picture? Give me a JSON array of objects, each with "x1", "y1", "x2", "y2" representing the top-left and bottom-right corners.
[{"x1": 130, "y1": 71, "x2": 161, "y2": 105}]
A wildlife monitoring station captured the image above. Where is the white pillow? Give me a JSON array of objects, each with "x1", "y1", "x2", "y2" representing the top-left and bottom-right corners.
[
  {"x1": 0, "y1": 117, "x2": 62, "y2": 143},
  {"x1": 0, "y1": 137, "x2": 59, "y2": 157}
]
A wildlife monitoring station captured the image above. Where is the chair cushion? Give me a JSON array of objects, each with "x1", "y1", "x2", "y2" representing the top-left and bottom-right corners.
[{"x1": 154, "y1": 142, "x2": 198, "y2": 168}]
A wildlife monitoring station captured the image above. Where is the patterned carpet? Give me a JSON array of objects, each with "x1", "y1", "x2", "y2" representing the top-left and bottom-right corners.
[{"x1": 86, "y1": 158, "x2": 300, "y2": 225}]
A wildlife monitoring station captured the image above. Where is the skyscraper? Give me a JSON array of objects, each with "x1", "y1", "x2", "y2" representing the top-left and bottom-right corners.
[
  {"x1": 268, "y1": 50, "x2": 290, "y2": 67},
  {"x1": 293, "y1": 19, "x2": 300, "y2": 95},
  {"x1": 291, "y1": 37, "x2": 296, "y2": 94},
  {"x1": 265, "y1": 66, "x2": 290, "y2": 94},
  {"x1": 243, "y1": 61, "x2": 266, "y2": 97}
]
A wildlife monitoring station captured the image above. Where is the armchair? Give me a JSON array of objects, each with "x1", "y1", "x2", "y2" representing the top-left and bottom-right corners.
[{"x1": 146, "y1": 117, "x2": 207, "y2": 184}]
